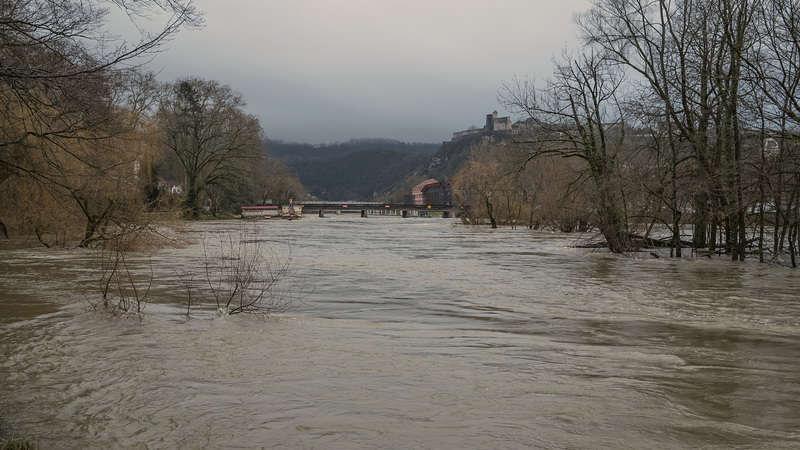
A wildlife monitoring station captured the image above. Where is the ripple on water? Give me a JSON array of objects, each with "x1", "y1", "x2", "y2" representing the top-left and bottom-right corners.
[{"x1": 1, "y1": 218, "x2": 799, "y2": 448}]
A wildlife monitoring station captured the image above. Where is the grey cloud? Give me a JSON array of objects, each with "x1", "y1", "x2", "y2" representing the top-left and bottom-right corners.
[{"x1": 149, "y1": 0, "x2": 590, "y2": 144}]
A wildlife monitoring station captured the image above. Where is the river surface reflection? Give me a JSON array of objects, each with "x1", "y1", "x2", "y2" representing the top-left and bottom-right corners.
[{"x1": 1, "y1": 217, "x2": 799, "y2": 448}]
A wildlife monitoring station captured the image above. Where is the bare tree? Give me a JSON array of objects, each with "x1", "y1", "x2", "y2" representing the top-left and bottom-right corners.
[
  {"x1": 202, "y1": 228, "x2": 305, "y2": 316},
  {"x1": 452, "y1": 139, "x2": 505, "y2": 228},
  {"x1": 0, "y1": 0, "x2": 200, "y2": 163},
  {"x1": 256, "y1": 153, "x2": 308, "y2": 206},
  {"x1": 157, "y1": 77, "x2": 264, "y2": 219},
  {"x1": 0, "y1": 0, "x2": 200, "y2": 242},
  {"x1": 90, "y1": 230, "x2": 156, "y2": 316},
  {"x1": 748, "y1": 0, "x2": 800, "y2": 263},
  {"x1": 577, "y1": 0, "x2": 764, "y2": 259},
  {"x1": 489, "y1": 0, "x2": 800, "y2": 263},
  {"x1": 502, "y1": 50, "x2": 632, "y2": 252}
]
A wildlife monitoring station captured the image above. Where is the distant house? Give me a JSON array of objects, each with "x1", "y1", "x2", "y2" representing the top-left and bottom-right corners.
[
  {"x1": 422, "y1": 181, "x2": 454, "y2": 206},
  {"x1": 411, "y1": 179, "x2": 440, "y2": 205},
  {"x1": 411, "y1": 179, "x2": 454, "y2": 205}
]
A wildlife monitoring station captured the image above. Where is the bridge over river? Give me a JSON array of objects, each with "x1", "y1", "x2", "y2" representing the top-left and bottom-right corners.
[{"x1": 299, "y1": 201, "x2": 460, "y2": 218}]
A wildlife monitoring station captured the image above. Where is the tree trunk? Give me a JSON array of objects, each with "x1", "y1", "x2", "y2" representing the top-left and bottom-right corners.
[
  {"x1": 693, "y1": 192, "x2": 709, "y2": 250},
  {"x1": 183, "y1": 175, "x2": 201, "y2": 220},
  {"x1": 599, "y1": 201, "x2": 631, "y2": 253},
  {"x1": 485, "y1": 198, "x2": 497, "y2": 229}
]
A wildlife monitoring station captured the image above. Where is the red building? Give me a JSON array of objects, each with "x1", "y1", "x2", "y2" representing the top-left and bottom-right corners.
[
  {"x1": 411, "y1": 179, "x2": 454, "y2": 206},
  {"x1": 411, "y1": 179, "x2": 439, "y2": 205}
]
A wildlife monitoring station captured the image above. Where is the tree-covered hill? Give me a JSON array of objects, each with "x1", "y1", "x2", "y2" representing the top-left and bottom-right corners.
[
  {"x1": 381, "y1": 130, "x2": 513, "y2": 200},
  {"x1": 268, "y1": 132, "x2": 516, "y2": 202},
  {"x1": 422, "y1": 130, "x2": 512, "y2": 180},
  {"x1": 268, "y1": 139, "x2": 439, "y2": 201}
]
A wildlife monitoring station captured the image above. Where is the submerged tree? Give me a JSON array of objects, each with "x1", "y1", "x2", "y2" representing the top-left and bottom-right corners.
[
  {"x1": 485, "y1": 0, "x2": 800, "y2": 263},
  {"x1": 157, "y1": 77, "x2": 264, "y2": 219},
  {"x1": 502, "y1": 50, "x2": 632, "y2": 252},
  {"x1": 576, "y1": 0, "x2": 764, "y2": 260},
  {"x1": 201, "y1": 227, "x2": 305, "y2": 315}
]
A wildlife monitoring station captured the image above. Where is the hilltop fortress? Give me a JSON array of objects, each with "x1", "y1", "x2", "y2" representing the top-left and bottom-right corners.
[{"x1": 451, "y1": 111, "x2": 513, "y2": 141}]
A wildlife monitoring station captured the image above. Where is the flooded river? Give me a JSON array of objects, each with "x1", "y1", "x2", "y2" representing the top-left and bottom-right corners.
[{"x1": 1, "y1": 217, "x2": 799, "y2": 448}]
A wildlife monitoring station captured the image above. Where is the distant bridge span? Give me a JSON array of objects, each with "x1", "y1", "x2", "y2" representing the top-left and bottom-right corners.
[{"x1": 299, "y1": 201, "x2": 460, "y2": 218}]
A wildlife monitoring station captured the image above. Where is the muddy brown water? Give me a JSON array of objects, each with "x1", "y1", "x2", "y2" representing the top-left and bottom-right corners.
[{"x1": 1, "y1": 217, "x2": 799, "y2": 448}]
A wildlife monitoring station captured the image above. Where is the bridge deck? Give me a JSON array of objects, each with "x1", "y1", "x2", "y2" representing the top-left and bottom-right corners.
[{"x1": 299, "y1": 201, "x2": 457, "y2": 212}]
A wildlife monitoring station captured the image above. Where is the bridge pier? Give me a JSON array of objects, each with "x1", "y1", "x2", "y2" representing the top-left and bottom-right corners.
[{"x1": 361, "y1": 210, "x2": 368, "y2": 218}]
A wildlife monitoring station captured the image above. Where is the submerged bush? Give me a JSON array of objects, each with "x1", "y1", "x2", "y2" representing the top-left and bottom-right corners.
[{"x1": 0, "y1": 436, "x2": 38, "y2": 450}]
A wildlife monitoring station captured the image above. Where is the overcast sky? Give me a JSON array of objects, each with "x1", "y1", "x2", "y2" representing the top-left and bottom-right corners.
[{"x1": 147, "y1": 0, "x2": 591, "y2": 144}]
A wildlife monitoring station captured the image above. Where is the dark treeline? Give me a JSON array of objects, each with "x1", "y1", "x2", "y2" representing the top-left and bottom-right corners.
[
  {"x1": 455, "y1": 0, "x2": 800, "y2": 266},
  {"x1": 0, "y1": 0, "x2": 306, "y2": 247},
  {"x1": 270, "y1": 139, "x2": 439, "y2": 201},
  {"x1": 270, "y1": 138, "x2": 439, "y2": 161}
]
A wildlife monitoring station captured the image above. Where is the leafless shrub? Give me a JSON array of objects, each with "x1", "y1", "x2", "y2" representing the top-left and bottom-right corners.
[
  {"x1": 89, "y1": 234, "x2": 153, "y2": 317},
  {"x1": 173, "y1": 266, "x2": 200, "y2": 318},
  {"x1": 87, "y1": 222, "x2": 305, "y2": 319},
  {"x1": 200, "y1": 228, "x2": 306, "y2": 316}
]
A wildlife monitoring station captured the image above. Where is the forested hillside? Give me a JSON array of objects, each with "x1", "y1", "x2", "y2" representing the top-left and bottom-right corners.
[
  {"x1": 269, "y1": 139, "x2": 439, "y2": 200},
  {"x1": 381, "y1": 131, "x2": 514, "y2": 201},
  {"x1": 419, "y1": 131, "x2": 513, "y2": 181}
]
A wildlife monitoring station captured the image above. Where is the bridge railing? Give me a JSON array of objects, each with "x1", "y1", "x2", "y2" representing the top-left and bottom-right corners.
[{"x1": 299, "y1": 201, "x2": 457, "y2": 211}]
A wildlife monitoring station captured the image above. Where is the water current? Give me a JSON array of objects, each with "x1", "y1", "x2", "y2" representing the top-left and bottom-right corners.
[{"x1": 1, "y1": 216, "x2": 799, "y2": 448}]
